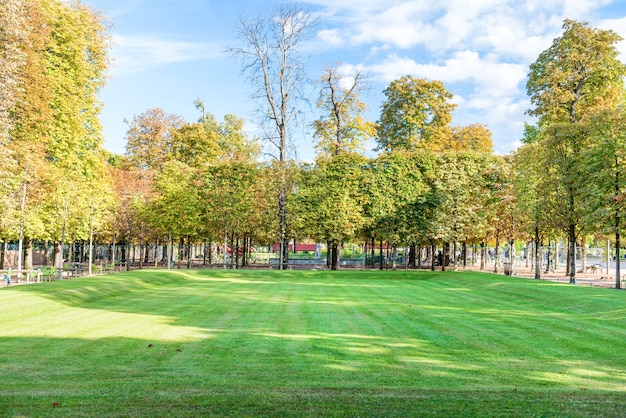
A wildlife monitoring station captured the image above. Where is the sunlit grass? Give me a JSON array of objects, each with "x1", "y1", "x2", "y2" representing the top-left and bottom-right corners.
[{"x1": 1, "y1": 269, "x2": 625, "y2": 416}]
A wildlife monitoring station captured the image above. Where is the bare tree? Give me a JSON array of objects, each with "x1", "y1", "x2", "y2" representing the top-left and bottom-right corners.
[{"x1": 230, "y1": 4, "x2": 315, "y2": 269}]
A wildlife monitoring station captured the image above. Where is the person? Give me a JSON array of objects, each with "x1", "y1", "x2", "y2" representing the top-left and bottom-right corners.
[{"x1": 3, "y1": 269, "x2": 11, "y2": 286}]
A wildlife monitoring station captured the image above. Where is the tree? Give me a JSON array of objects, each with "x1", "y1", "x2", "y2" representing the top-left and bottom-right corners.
[
  {"x1": 312, "y1": 64, "x2": 376, "y2": 156},
  {"x1": 108, "y1": 162, "x2": 154, "y2": 269},
  {"x1": 218, "y1": 114, "x2": 261, "y2": 162},
  {"x1": 449, "y1": 124, "x2": 494, "y2": 153},
  {"x1": 148, "y1": 160, "x2": 198, "y2": 268},
  {"x1": 0, "y1": 0, "x2": 28, "y2": 143},
  {"x1": 429, "y1": 152, "x2": 496, "y2": 270},
  {"x1": 192, "y1": 99, "x2": 261, "y2": 163},
  {"x1": 587, "y1": 108, "x2": 626, "y2": 289},
  {"x1": 512, "y1": 135, "x2": 553, "y2": 280},
  {"x1": 527, "y1": 19, "x2": 625, "y2": 125},
  {"x1": 125, "y1": 108, "x2": 183, "y2": 170},
  {"x1": 363, "y1": 151, "x2": 434, "y2": 269},
  {"x1": 1, "y1": 0, "x2": 111, "y2": 272},
  {"x1": 526, "y1": 19, "x2": 626, "y2": 283},
  {"x1": 171, "y1": 121, "x2": 222, "y2": 168},
  {"x1": 294, "y1": 153, "x2": 369, "y2": 270},
  {"x1": 230, "y1": 4, "x2": 315, "y2": 269},
  {"x1": 377, "y1": 75, "x2": 456, "y2": 153}
]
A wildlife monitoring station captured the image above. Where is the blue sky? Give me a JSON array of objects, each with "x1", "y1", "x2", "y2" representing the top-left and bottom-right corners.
[{"x1": 85, "y1": 0, "x2": 626, "y2": 161}]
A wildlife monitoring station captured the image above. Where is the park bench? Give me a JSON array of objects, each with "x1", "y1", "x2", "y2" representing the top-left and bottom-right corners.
[
  {"x1": 584, "y1": 264, "x2": 604, "y2": 274},
  {"x1": 104, "y1": 262, "x2": 116, "y2": 274},
  {"x1": 67, "y1": 263, "x2": 85, "y2": 278}
]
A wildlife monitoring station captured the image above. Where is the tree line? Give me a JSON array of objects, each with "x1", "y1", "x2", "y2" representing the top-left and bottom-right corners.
[{"x1": 1, "y1": 3, "x2": 625, "y2": 287}]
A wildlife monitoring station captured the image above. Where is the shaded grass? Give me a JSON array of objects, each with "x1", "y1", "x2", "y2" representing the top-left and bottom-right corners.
[{"x1": 1, "y1": 269, "x2": 625, "y2": 416}]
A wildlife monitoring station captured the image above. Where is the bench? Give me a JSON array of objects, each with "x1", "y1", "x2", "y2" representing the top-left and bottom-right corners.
[
  {"x1": 67, "y1": 263, "x2": 85, "y2": 278},
  {"x1": 585, "y1": 264, "x2": 604, "y2": 274}
]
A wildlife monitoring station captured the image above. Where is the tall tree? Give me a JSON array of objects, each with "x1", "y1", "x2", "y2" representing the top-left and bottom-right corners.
[
  {"x1": 312, "y1": 64, "x2": 376, "y2": 156},
  {"x1": 230, "y1": 4, "x2": 315, "y2": 269},
  {"x1": 512, "y1": 133, "x2": 554, "y2": 280},
  {"x1": 364, "y1": 150, "x2": 434, "y2": 268},
  {"x1": 2, "y1": 0, "x2": 111, "y2": 271},
  {"x1": 125, "y1": 108, "x2": 183, "y2": 170},
  {"x1": 218, "y1": 114, "x2": 261, "y2": 162},
  {"x1": 587, "y1": 108, "x2": 626, "y2": 289},
  {"x1": 377, "y1": 75, "x2": 456, "y2": 153},
  {"x1": 0, "y1": 0, "x2": 28, "y2": 143},
  {"x1": 294, "y1": 153, "x2": 369, "y2": 270},
  {"x1": 527, "y1": 19, "x2": 625, "y2": 125},
  {"x1": 192, "y1": 99, "x2": 260, "y2": 163},
  {"x1": 526, "y1": 19, "x2": 626, "y2": 283}
]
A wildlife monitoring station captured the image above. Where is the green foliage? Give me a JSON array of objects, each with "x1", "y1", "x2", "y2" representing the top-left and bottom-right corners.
[
  {"x1": 312, "y1": 64, "x2": 377, "y2": 156},
  {"x1": 364, "y1": 150, "x2": 436, "y2": 244},
  {"x1": 293, "y1": 152, "x2": 369, "y2": 244},
  {"x1": 430, "y1": 152, "x2": 500, "y2": 243},
  {"x1": 377, "y1": 75, "x2": 456, "y2": 152},
  {"x1": 124, "y1": 108, "x2": 183, "y2": 170},
  {"x1": 527, "y1": 19, "x2": 626, "y2": 125},
  {"x1": 148, "y1": 160, "x2": 199, "y2": 238},
  {"x1": 586, "y1": 108, "x2": 626, "y2": 236},
  {"x1": 0, "y1": 0, "x2": 112, "y2": 247}
]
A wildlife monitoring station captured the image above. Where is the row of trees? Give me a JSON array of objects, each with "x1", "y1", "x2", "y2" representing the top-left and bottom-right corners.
[
  {"x1": 0, "y1": 0, "x2": 111, "y2": 274},
  {"x1": 1, "y1": 2, "x2": 625, "y2": 288}
]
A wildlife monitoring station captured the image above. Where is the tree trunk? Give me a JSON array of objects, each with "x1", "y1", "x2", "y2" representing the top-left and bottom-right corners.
[
  {"x1": 279, "y1": 187, "x2": 289, "y2": 270},
  {"x1": 380, "y1": 239, "x2": 384, "y2": 271},
  {"x1": 24, "y1": 237, "x2": 33, "y2": 270},
  {"x1": 235, "y1": 236, "x2": 240, "y2": 269},
  {"x1": 534, "y1": 226, "x2": 541, "y2": 280},
  {"x1": 409, "y1": 244, "x2": 416, "y2": 268},
  {"x1": 417, "y1": 245, "x2": 422, "y2": 269},
  {"x1": 568, "y1": 224, "x2": 576, "y2": 284},
  {"x1": 616, "y1": 225, "x2": 621, "y2": 290},
  {"x1": 493, "y1": 237, "x2": 500, "y2": 274},
  {"x1": 580, "y1": 239, "x2": 587, "y2": 273},
  {"x1": 441, "y1": 243, "x2": 450, "y2": 271},
  {"x1": 54, "y1": 242, "x2": 62, "y2": 269},
  {"x1": 452, "y1": 240, "x2": 457, "y2": 271},
  {"x1": 480, "y1": 242, "x2": 485, "y2": 271},
  {"x1": 187, "y1": 236, "x2": 192, "y2": 269},
  {"x1": 144, "y1": 242, "x2": 150, "y2": 265},
  {"x1": 330, "y1": 241, "x2": 338, "y2": 270},
  {"x1": 139, "y1": 239, "x2": 144, "y2": 269},
  {"x1": 462, "y1": 242, "x2": 467, "y2": 269},
  {"x1": 0, "y1": 241, "x2": 5, "y2": 269},
  {"x1": 431, "y1": 241, "x2": 436, "y2": 271},
  {"x1": 605, "y1": 240, "x2": 610, "y2": 277}
]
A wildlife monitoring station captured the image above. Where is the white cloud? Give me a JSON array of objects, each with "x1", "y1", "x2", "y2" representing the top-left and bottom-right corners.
[
  {"x1": 109, "y1": 34, "x2": 223, "y2": 76},
  {"x1": 317, "y1": 28, "x2": 343, "y2": 46},
  {"x1": 305, "y1": 0, "x2": 626, "y2": 154}
]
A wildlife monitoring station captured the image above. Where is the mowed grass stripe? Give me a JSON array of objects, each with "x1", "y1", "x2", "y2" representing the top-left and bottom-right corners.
[{"x1": 1, "y1": 269, "x2": 626, "y2": 416}]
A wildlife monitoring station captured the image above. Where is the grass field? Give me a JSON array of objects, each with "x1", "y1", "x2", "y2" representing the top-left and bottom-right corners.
[{"x1": 1, "y1": 269, "x2": 625, "y2": 417}]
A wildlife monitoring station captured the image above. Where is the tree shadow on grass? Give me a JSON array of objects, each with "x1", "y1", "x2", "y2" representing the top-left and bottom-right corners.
[{"x1": 4, "y1": 269, "x2": 626, "y2": 416}]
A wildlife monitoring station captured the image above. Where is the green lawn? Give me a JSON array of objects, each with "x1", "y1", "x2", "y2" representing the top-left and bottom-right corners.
[{"x1": 1, "y1": 269, "x2": 625, "y2": 417}]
